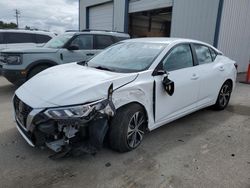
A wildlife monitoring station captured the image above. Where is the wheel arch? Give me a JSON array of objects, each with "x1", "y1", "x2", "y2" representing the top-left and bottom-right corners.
[
  {"x1": 225, "y1": 78, "x2": 233, "y2": 88},
  {"x1": 26, "y1": 60, "x2": 58, "y2": 78},
  {"x1": 216, "y1": 78, "x2": 234, "y2": 100},
  {"x1": 115, "y1": 101, "x2": 149, "y2": 130}
]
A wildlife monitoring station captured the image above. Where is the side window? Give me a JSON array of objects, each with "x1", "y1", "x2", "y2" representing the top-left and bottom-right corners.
[
  {"x1": 194, "y1": 44, "x2": 213, "y2": 65},
  {"x1": 5, "y1": 32, "x2": 35, "y2": 44},
  {"x1": 163, "y1": 44, "x2": 193, "y2": 72},
  {"x1": 209, "y1": 48, "x2": 217, "y2": 61},
  {"x1": 36, "y1": 34, "x2": 52, "y2": 43},
  {"x1": 95, "y1": 35, "x2": 114, "y2": 49},
  {"x1": 70, "y1": 35, "x2": 93, "y2": 50},
  {"x1": 0, "y1": 33, "x2": 3, "y2": 44}
]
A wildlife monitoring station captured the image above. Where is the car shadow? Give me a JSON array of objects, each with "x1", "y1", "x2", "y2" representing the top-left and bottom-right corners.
[
  {"x1": 0, "y1": 107, "x2": 233, "y2": 187},
  {"x1": 0, "y1": 108, "x2": 231, "y2": 159},
  {"x1": 0, "y1": 81, "x2": 17, "y2": 97}
]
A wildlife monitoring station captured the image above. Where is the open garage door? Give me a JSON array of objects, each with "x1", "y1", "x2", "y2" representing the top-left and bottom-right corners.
[
  {"x1": 129, "y1": 7, "x2": 172, "y2": 38},
  {"x1": 89, "y1": 2, "x2": 113, "y2": 30}
]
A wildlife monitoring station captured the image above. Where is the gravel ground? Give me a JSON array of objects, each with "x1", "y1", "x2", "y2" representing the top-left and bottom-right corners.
[{"x1": 0, "y1": 76, "x2": 249, "y2": 188}]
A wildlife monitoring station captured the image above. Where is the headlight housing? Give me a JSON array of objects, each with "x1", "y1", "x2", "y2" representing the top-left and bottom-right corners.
[
  {"x1": 0, "y1": 54, "x2": 22, "y2": 65},
  {"x1": 44, "y1": 104, "x2": 94, "y2": 119},
  {"x1": 44, "y1": 99, "x2": 115, "y2": 120}
]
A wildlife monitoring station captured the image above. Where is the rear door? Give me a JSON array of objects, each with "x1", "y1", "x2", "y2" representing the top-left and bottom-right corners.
[
  {"x1": 154, "y1": 43, "x2": 200, "y2": 123},
  {"x1": 94, "y1": 34, "x2": 116, "y2": 50},
  {"x1": 192, "y1": 43, "x2": 225, "y2": 107}
]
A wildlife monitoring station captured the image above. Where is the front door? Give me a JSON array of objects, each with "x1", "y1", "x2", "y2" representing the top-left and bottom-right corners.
[
  {"x1": 154, "y1": 44, "x2": 200, "y2": 123},
  {"x1": 61, "y1": 34, "x2": 99, "y2": 64}
]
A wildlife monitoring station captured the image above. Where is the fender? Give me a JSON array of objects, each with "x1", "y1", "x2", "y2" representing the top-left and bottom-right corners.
[{"x1": 112, "y1": 87, "x2": 154, "y2": 130}]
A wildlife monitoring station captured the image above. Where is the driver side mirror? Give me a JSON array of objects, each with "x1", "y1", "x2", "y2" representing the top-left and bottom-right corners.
[
  {"x1": 156, "y1": 69, "x2": 174, "y2": 96},
  {"x1": 162, "y1": 76, "x2": 175, "y2": 96},
  {"x1": 67, "y1": 45, "x2": 79, "y2": 51}
]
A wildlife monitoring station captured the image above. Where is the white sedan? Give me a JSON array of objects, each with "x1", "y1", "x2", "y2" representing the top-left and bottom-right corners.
[{"x1": 13, "y1": 38, "x2": 237, "y2": 156}]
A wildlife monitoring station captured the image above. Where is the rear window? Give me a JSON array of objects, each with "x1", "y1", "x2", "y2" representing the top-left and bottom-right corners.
[
  {"x1": 0, "y1": 33, "x2": 3, "y2": 44},
  {"x1": 194, "y1": 44, "x2": 213, "y2": 65},
  {"x1": 5, "y1": 32, "x2": 35, "y2": 44},
  {"x1": 35, "y1": 34, "x2": 52, "y2": 43},
  {"x1": 95, "y1": 35, "x2": 114, "y2": 49},
  {"x1": 209, "y1": 48, "x2": 217, "y2": 61}
]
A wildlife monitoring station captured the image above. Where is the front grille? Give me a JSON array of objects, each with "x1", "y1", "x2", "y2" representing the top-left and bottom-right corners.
[{"x1": 14, "y1": 95, "x2": 33, "y2": 128}]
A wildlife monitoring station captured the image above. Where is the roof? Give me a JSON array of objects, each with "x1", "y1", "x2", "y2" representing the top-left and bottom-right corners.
[
  {"x1": 123, "y1": 37, "x2": 221, "y2": 52},
  {"x1": 0, "y1": 29, "x2": 56, "y2": 37},
  {"x1": 66, "y1": 30, "x2": 130, "y2": 38},
  {"x1": 123, "y1": 37, "x2": 202, "y2": 44}
]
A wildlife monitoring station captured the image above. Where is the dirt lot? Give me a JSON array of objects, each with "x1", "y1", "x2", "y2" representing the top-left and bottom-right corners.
[{"x1": 0, "y1": 76, "x2": 249, "y2": 188}]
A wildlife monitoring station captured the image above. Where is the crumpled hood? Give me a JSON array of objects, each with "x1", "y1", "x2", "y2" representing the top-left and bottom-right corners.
[
  {"x1": 16, "y1": 63, "x2": 138, "y2": 108},
  {"x1": 1, "y1": 47, "x2": 58, "y2": 54}
]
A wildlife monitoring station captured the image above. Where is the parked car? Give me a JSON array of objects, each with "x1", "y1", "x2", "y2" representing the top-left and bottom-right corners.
[
  {"x1": 13, "y1": 38, "x2": 237, "y2": 157},
  {"x1": 0, "y1": 30, "x2": 130, "y2": 85},
  {"x1": 0, "y1": 29, "x2": 55, "y2": 51}
]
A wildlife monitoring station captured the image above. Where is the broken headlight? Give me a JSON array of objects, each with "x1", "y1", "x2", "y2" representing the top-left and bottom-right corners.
[
  {"x1": 44, "y1": 104, "x2": 95, "y2": 119},
  {"x1": 44, "y1": 99, "x2": 115, "y2": 120}
]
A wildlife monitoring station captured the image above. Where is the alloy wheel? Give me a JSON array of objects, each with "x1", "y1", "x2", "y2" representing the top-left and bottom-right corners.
[
  {"x1": 127, "y1": 111, "x2": 145, "y2": 148},
  {"x1": 219, "y1": 84, "x2": 231, "y2": 107}
]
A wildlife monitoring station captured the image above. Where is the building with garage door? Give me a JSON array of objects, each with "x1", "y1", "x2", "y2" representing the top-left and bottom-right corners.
[{"x1": 79, "y1": 0, "x2": 250, "y2": 72}]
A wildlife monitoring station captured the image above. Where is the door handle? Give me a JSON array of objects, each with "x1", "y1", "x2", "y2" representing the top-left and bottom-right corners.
[
  {"x1": 219, "y1": 66, "x2": 225, "y2": 71},
  {"x1": 191, "y1": 74, "x2": 199, "y2": 80},
  {"x1": 86, "y1": 53, "x2": 95, "y2": 56}
]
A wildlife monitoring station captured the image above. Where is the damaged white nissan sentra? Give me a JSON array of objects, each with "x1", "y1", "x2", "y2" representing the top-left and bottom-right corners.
[{"x1": 13, "y1": 38, "x2": 237, "y2": 157}]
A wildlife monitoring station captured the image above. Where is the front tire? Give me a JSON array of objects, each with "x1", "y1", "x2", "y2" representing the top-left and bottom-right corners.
[
  {"x1": 27, "y1": 65, "x2": 50, "y2": 80},
  {"x1": 213, "y1": 81, "x2": 232, "y2": 110},
  {"x1": 109, "y1": 103, "x2": 147, "y2": 152}
]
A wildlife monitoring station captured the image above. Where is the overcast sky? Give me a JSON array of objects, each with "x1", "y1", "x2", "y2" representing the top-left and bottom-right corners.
[{"x1": 0, "y1": 0, "x2": 78, "y2": 34}]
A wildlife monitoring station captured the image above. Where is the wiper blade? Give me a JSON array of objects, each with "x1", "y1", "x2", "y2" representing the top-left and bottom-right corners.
[{"x1": 94, "y1": 66, "x2": 112, "y2": 71}]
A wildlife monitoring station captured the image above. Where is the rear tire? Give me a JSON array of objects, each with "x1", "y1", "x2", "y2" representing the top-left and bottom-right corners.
[
  {"x1": 213, "y1": 81, "x2": 232, "y2": 110},
  {"x1": 109, "y1": 103, "x2": 147, "y2": 152},
  {"x1": 27, "y1": 65, "x2": 50, "y2": 80}
]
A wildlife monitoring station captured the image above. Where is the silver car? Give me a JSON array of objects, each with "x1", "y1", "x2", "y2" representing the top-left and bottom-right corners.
[{"x1": 0, "y1": 30, "x2": 130, "y2": 85}]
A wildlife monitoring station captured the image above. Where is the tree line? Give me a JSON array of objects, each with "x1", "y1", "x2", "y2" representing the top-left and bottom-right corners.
[{"x1": 0, "y1": 21, "x2": 17, "y2": 29}]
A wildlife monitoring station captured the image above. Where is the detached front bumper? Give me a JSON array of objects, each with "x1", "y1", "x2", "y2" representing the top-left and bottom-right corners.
[{"x1": 13, "y1": 95, "x2": 115, "y2": 156}]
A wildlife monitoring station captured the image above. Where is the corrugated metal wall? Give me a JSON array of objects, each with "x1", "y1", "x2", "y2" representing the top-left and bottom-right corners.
[
  {"x1": 217, "y1": 0, "x2": 250, "y2": 72},
  {"x1": 171, "y1": 0, "x2": 220, "y2": 45}
]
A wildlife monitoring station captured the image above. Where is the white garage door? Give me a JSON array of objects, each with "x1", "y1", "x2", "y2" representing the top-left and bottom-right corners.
[
  {"x1": 129, "y1": 0, "x2": 172, "y2": 13},
  {"x1": 89, "y1": 2, "x2": 113, "y2": 30}
]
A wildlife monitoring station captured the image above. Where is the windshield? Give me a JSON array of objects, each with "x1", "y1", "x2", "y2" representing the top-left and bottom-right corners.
[
  {"x1": 44, "y1": 33, "x2": 73, "y2": 48},
  {"x1": 88, "y1": 42, "x2": 165, "y2": 73}
]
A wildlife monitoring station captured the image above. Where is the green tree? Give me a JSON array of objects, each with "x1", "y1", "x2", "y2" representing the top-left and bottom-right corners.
[{"x1": 0, "y1": 21, "x2": 17, "y2": 29}]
